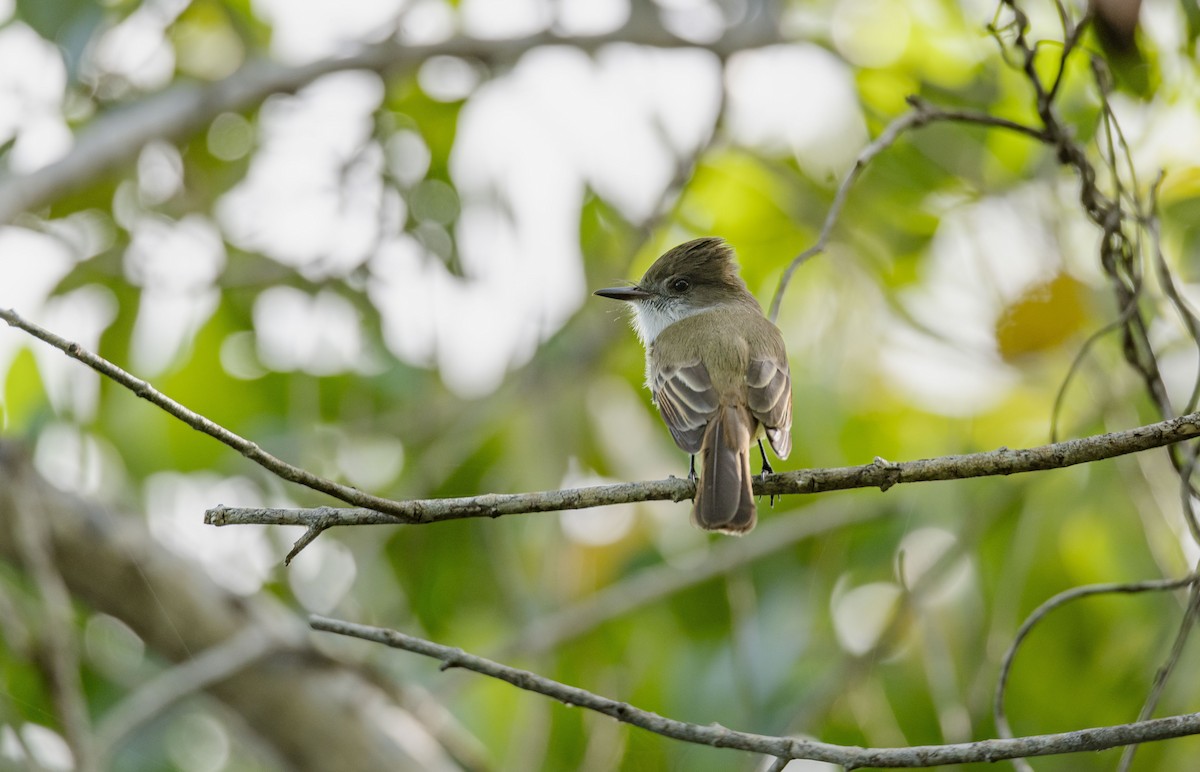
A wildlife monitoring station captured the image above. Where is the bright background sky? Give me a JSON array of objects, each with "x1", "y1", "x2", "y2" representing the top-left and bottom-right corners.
[
  {"x1": 3, "y1": 0, "x2": 1193, "y2": 406},
  {"x1": 3, "y1": 2, "x2": 1200, "y2": 767},
  {"x1": 3, "y1": 0, "x2": 1198, "y2": 577}
]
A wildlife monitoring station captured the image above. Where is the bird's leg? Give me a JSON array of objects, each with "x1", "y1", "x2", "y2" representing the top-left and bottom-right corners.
[
  {"x1": 758, "y1": 440, "x2": 776, "y2": 507},
  {"x1": 757, "y1": 440, "x2": 774, "y2": 477},
  {"x1": 688, "y1": 454, "x2": 697, "y2": 482}
]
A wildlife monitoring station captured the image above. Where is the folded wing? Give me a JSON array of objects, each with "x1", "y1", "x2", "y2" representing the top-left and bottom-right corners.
[
  {"x1": 746, "y1": 356, "x2": 792, "y2": 459},
  {"x1": 651, "y1": 358, "x2": 718, "y2": 454}
]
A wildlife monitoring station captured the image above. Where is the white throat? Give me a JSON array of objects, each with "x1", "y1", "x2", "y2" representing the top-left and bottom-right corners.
[{"x1": 629, "y1": 299, "x2": 709, "y2": 347}]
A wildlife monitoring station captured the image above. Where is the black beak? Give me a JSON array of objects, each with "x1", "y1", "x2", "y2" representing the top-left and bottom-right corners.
[{"x1": 594, "y1": 286, "x2": 651, "y2": 302}]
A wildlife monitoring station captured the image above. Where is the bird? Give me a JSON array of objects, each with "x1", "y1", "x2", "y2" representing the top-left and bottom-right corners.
[{"x1": 594, "y1": 237, "x2": 792, "y2": 533}]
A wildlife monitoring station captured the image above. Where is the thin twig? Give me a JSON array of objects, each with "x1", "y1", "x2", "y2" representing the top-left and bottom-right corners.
[
  {"x1": 0, "y1": 306, "x2": 460, "y2": 519},
  {"x1": 311, "y1": 614, "x2": 1200, "y2": 768},
  {"x1": 993, "y1": 573, "x2": 1200, "y2": 756},
  {"x1": 1117, "y1": 574, "x2": 1200, "y2": 771},
  {"x1": 767, "y1": 108, "x2": 925, "y2": 322},
  {"x1": 767, "y1": 98, "x2": 1044, "y2": 322}
]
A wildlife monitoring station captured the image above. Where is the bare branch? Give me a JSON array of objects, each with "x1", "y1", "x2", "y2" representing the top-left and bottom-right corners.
[
  {"x1": 0, "y1": 306, "x2": 461, "y2": 520},
  {"x1": 310, "y1": 614, "x2": 1200, "y2": 768},
  {"x1": 0, "y1": 442, "x2": 459, "y2": 771},
  {"x1": 9, "y1": 302, "x2": 1200, "y2": 564},
  {"x1": 207, "y1": 410, "x2": 1200, "y2": 531}
]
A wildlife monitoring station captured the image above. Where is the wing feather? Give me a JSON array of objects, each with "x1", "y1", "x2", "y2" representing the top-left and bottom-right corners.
[
  {"x1": 652, "y1": 359, "x2": 718, "y2": 454},
  {"x1": 746, "y1": 357, "x2": 792, "y2": 459}
]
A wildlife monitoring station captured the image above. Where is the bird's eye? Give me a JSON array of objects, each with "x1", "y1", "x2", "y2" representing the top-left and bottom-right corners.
[{"x1": 671, "y1": 278, "x2": 690, "y2": 293}]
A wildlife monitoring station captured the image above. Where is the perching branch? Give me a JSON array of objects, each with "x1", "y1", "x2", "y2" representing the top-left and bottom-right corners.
[
  {"x1": 205, "y1": 408, "x2": 1200, "y2": 529},
  {"x1": 7, "y1": 302, "x2": 1200, "y2": 560},
  {"x1": 310, "y1": 614, "x2": 1200, "y2": 769}
]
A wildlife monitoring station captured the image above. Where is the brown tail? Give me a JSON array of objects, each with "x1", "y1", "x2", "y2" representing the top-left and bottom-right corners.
[{"x1": 693, "y1": 404, "x2": 756, "y2": 534}]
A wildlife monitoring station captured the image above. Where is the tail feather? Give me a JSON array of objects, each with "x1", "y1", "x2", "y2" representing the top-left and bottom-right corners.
[{"x1": 693, "y1": 405, "x2": 756, "y2": 534}]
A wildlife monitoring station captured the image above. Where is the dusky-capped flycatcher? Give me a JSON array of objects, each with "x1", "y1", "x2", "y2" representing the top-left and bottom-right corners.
[{"x1": 594, "y1": 238, "x2": 792, "y2": 534}]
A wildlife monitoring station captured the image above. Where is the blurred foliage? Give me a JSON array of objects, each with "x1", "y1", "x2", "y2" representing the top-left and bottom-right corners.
[{"x1": 4, "y1": 0, "x2": 1200, "y2": 770}]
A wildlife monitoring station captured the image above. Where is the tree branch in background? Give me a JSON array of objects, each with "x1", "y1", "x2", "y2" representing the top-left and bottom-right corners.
[
  {"x1": 0, "y1": 442, "x2": 471, "y2": 772},
  {"x1": 505, "y1": 501, "x2": 883, "y2": 657},
  {"x1": 11, "y1": 468, "x2": 97, "y2": 771},
  {"x1": 1118, "y1": 576, "x2": 1200, "y2": 771},
  {"x1": 310, "y1": 614, "x2": 1200, "y2": 768},
  {"x1": 93, "y1": 626, "x2": 279, "y2": 768},
  {"x1": 993, "y1": 572, "x2": 1200, "y2": 772},
  {"x1": 0, "y1": 24, "x2": 779, "y2": 225},
  {"x1": 994, "y1": 2, "x2": 1200, "y2": 757}
]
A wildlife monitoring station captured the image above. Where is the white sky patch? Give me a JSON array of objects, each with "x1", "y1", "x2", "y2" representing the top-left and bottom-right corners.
[
  {"x1": 0, "y1": 724, "x2": 72, "y2": 771},
  {"x1": 0, "y1": 23, "x2": 71, "y2": 172},
  {"x1": 879, "y1": 189, "x2": 1061, "y2": 416},
  {"x1": 831, "y1": 0, "x2": 911, "y2": 68},
  {"x1": 555, "y1": 0, "x2": 630, "y2": 35},
  {"x1": 0, "y1": 228, "x2": 83, "y2": 424},
  {"x1": 335, "y1": 432, "x2": 405, "y2": 490},
  {"x1": 461, "y1": 0, "x2": 552, "y2": 39},
  {"x1": 137, "y1": 141, "x2": 184, "y2": 206},
  {"x1": 658, "y1": 0, "x2": 725, "y2": 44},
  {"x1": 33, "y1": 286, "x2": 119, "y2": 421},
  {"x1": 830, "y1": 577, "x2": 902, "y2": 656},
  {"x1": 417, "y1": 56, "x2": 482, "y2": 102},
  {"x1": 288, "y1": 537, "x2": 358, "y2": 613},
  {"x1": 368, "y1": 236, "x2": 439, "y2": 368},
  {"x1": 385, "y1": 44, "x2": 721, "y2": 397},
  {"x1": 254, "y1": 287, "x2": 371, "y2": 375},
  {"x1": 145, "y1": 472, "x2": 276, "y2": 595},
  {"x1": 253, "y1": 0, "x2": 405, "y2": 62},
  {"x1": 33, "y1": 423, "x2": 127, "y2": 502},
  {"x1": 896, "y1": 527, "x2": 974, "y2": 608},
  {"x1": 398, "y1": 0, "x2": 456, "y2": 45},
  {"x1": 1112, "y1": 92, "x2": 1200, "y2": 177},
  {"x1": 726, "y1": 44, "x2": 868, "y2": 181},
  {"x1": 217, "y1": 71, "x2": 386, "y2": 279},
  {"x1": 125, "y1": 214, "x2": 227, "y2": 375},
  {"x1": 87, "y1": 0, "x2": 184, "y2": 92}
]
